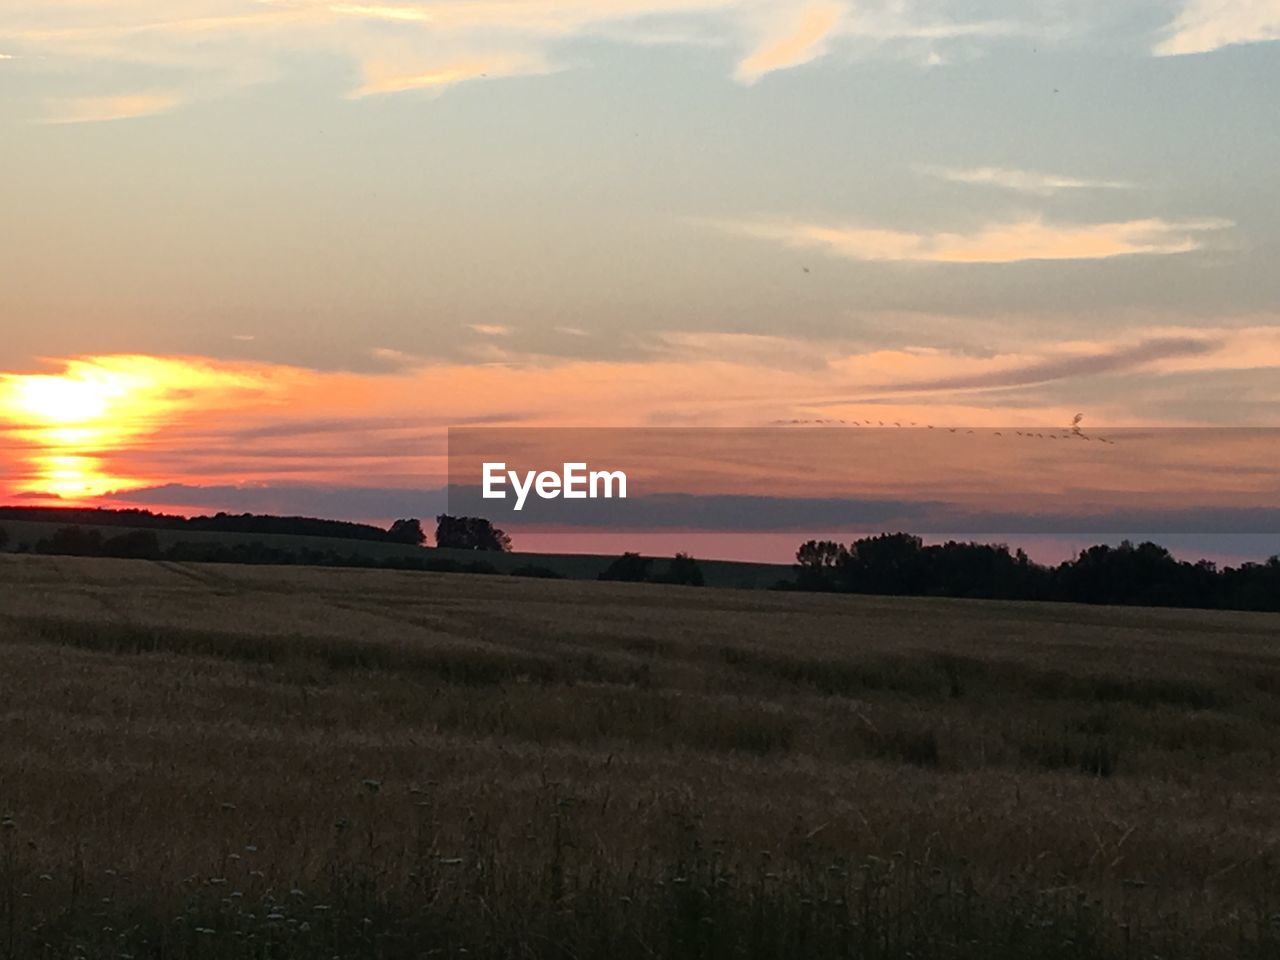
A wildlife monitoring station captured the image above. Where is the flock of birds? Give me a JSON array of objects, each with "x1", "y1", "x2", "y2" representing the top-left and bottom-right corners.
[{"x1": 769, "y1": 413, "x2": 1118, "y2": 444}]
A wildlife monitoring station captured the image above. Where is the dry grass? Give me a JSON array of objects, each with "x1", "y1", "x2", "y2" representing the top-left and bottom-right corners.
[{"x1": 1, "y1": 554, "x2": 1279, "y2": 958}]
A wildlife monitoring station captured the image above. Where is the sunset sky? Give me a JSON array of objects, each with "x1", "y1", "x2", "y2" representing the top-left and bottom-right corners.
[{"x1": 1, "y1": 0, "x2": 1278, "y2": 549}]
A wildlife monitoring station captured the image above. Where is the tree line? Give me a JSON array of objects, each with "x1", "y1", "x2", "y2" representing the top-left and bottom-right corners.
[
  {"x1": 0, "y1": 506, "x2": 428, "y2": 545},
  {"x1": 0, "y1": 507, "x2": 515, "y2": 551},
  {"x1": 4, "y1": 509, "x2": 1275, "y2": 611},
  {"x1": 791, "y1": 533, "x2": 1280, "y2": 612},
  {"x1": 0, "y1": 524, "x2": 521, "y2": 576},
  {"x1": 597, "y1": 552, "x2": 705, "y2": 586}
]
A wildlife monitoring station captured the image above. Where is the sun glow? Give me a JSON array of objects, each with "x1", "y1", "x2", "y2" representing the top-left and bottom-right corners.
[
  {"x1": 0, "y1": 356, "x2": 272, "y2": 501},
  {"x1": 13, "y1": 371, "x2": 134, "y2": 425}
]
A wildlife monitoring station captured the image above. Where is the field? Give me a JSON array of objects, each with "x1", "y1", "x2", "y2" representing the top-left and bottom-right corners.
[{"x1": 2, "y1": 555, "x2": 1280, "y2": 959}]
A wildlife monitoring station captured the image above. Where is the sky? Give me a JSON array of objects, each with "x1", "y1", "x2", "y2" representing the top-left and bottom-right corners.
[{"x1": 1, "y1": 0, "x2": 1278, "y2": 555}]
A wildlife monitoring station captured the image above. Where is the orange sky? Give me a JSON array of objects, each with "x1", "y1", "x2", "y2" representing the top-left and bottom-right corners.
[{"x1": 1, "y1": 336, "x2": 1277, "y2": 529}]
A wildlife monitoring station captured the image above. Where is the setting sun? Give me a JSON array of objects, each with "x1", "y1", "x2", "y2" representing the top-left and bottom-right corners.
[
  {"x1": 0, "y1": 357, "x2": 273, "y2": 501},
  {"x1": 11, "y1": 372, "x2": 128, "y2": 425}
]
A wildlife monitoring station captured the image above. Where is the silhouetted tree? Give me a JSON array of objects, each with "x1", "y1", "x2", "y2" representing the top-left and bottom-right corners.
[
  {"x1": 653, "y1": 552, "x2": 704, "y2": 586},
  {"x1": 789, "y1": 533, "x2": 1280, "y2": 613},
  {"x1": 598, "y1": 553, "x2": 653, "y2": 583},
  {"x1": 434, "y1": 515, "x2": 512, "y2": 552},
  {"x1": 387, "y1": 518, "x2": 426, "y2": 545},
  {"x1": 795, "y1": 539, "x2": 845, "y2": 590},
  {"x1": 927, "y1": 541, "x2": 1046, "y2": 599},
  {"x1": 1056, "y1": 540, "x2": 1183, "y2": 606},
  {"x1": 837, "y1": 533, "x2": 928, "y2": 595},
  {"x1": 1218, "y1": 556, "x2": 1280, "y2": 611}
]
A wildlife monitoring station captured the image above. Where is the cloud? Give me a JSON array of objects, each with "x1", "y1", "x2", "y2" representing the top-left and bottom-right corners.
[
  {"x1": 0, "y1": 355, "x2": 279, "y2": 497},
  {"x1": 350, "y1": 52, "x2": 553, "y2": 97},
  {"x1": 814, "y1": 326, "x2": 1280, "y2": 403},
  {"x1": 40, "y1": 93, "x2": 182, "y2": 124},
  {"x1": 0, "y1": 0, "x2": 1081, "y2": 112},
  {"x1": 1156, "y1": 0, "x2": 1280, "y2": 55},
  {"x1": 917, "y1": 165, "x2": 1135, "y2": 196},
  {"x1": 735, "y1": 2, "x2": 844, "y2": 83},
  {"x1": 874, "y1": 335, "x2": 1219, "y2": 393},
  {"x1": 718, "y1": 215, "x2": 1233, "y2": 263},
  {"x1": 368, "y1": 346, "x2": 423, "y2": 370},
  {"x1": 328, "y1": 4, "x2": 434, "y2": 24},
  {"x1": 469, "y1": 324, "x2": 512, "y2": 336},
  {"x1": 4, "y1": 324, "x2": 1279, "y2": 502},
  {"x1": 655, "y1": 331, "x2": 836, "y2": 370},
  {"x1": 1140, "y1": 325, "x2": 1280, "y2": 373}
]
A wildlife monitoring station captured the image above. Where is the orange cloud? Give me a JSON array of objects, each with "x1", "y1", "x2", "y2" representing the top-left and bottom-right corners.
[
  {"x1": 736, "y1": 2, "x2": 844, "y2": 83},
  {"x1": 41, "y1": 93, "x2": 182, "y2": 124},
  {"x1": 350, "y1": 53, "x2": 552, "y2": 96},
  {"x1": 2, "y1": 0, "x2": 1051, "y2": 112},
  {"x1": 2, "y1": 325, "x2": 1276, "y2": 504},
  {"x1": 329, "y1": 4, "x2": 434, "y2": 24},
  {"x1": 718, "y1": 215, "x2": 1233, "y2": 263}
]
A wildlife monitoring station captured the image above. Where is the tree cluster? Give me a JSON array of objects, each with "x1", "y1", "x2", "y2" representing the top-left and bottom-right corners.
[
  {"x1": 599, "y1": 552, "x2": 704, "y2": 586},
  {"x1": 434, "y1": 515, "x2": 512, "y2": 552},
  {"x1": 792, "y1": 533, "x2": 1280, "y2": 612}
]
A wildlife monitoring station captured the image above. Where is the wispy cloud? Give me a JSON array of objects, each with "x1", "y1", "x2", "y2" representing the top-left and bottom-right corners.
[
  {"x1": 368, "y1": 346, "x2": 424, "y2": 371},
  {"x1": 917, "y1": 165, "x2": 1135, "y2": 196},
  {"x1": 817, "y1": 326, "x2": 1280, "y2": 398},
  {"x1": 0, "y1": 0, "x2": 1089, "y2": 113},
  {"x1": 350, "y1": 53, "x2": 552, "y2": 97},
  {"x1": 329, "y1": 4, "x2": 434, "y2": 24},
  {"x1": 717, "y1": 215, "x2": 1233, "y2": 264},
  {"x1": 736, "y1": 2, "x2": 844, "y2": 83},
  {"x1": 656, "y1": 331, "x2": 836, "y2": 370},
  {"x1": 40, "y1": 93, "x2": 182, "y2": 124},
  {"x1": 873, "y1": 336, "x2": 1218, "y2": 393},
  {"x1": 470, "y1": 324, "x2": 512, "y2": 337},
  {"x1": 1156, "y1": 0, "x2": 1280, "y2": 55}
]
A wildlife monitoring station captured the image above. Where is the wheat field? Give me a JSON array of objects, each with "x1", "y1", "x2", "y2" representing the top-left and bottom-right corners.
[{"x1": 2, "y1": 554, "x2": 1279, "y2": 958}]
